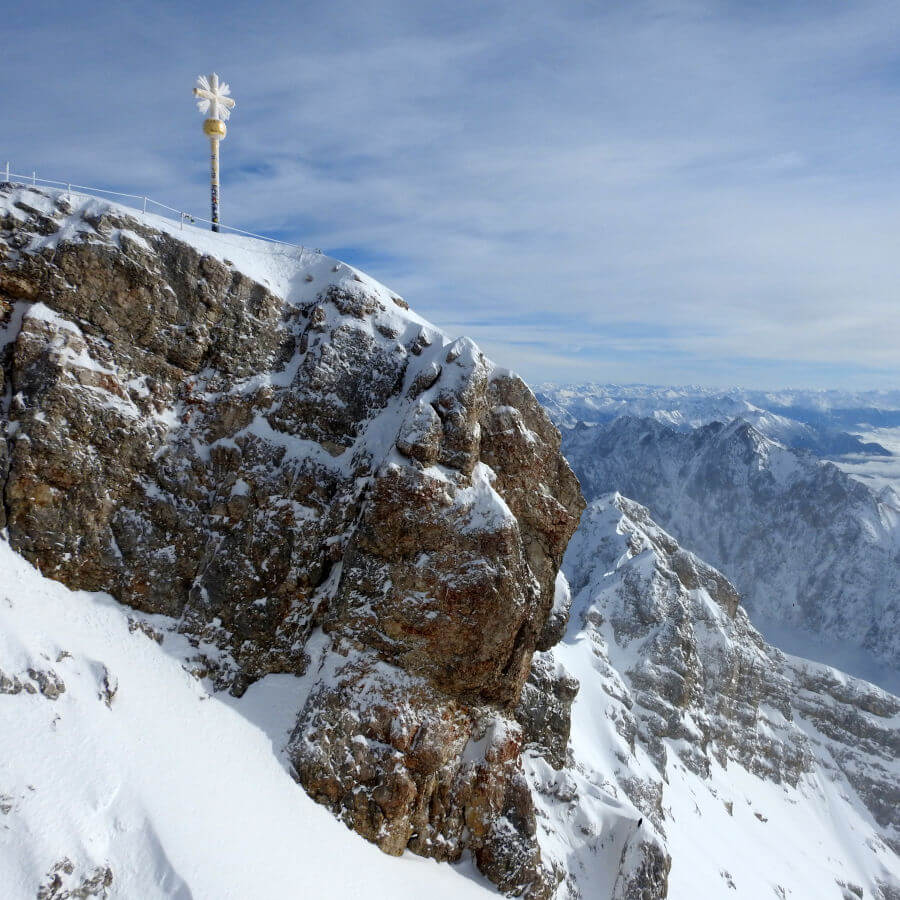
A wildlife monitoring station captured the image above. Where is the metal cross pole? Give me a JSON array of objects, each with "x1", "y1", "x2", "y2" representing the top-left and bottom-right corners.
[
  {"x1": 204, "y1": 117, "x2": 225, "y2": 231},
  {"x1": 192, "y1": 73, "x2": 235, "y2": 233}
]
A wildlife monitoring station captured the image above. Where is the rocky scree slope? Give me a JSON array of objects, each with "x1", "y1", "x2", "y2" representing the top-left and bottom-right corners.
[
  {"x1": 0, "y1": 185, "x2": 584, "y2": 896},
  {"x1": 561, "y1": 416, "x2": 900, "y2": 677},
  {"x1": 542, "y1": 493, "x2": 899, "y2": 899}
]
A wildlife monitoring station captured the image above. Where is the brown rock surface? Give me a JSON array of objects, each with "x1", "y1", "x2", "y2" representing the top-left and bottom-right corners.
[{"x1": 0, "y1": 185, "x2": 584, "y2": 895}]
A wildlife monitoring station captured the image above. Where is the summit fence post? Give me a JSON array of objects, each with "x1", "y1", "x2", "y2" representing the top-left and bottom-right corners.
[{"x1": 4, "y1": 162, "x2": 8, "y2": 182}]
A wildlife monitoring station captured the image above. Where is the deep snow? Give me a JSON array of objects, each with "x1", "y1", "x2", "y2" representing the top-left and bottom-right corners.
[
  {"x1": 0, "y1": 540, "x2": 497, "y2": 899},
  {"x1": 552, "y1": 495, "x2": 900, "y2": 899}
]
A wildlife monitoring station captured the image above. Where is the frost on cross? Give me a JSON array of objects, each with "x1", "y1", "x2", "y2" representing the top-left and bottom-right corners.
[
  {"x1": 191, "y1": 72, "x2": 235, "y2": 231},
  {"x1": 193, "y1": 73, "x2": 235, "y2": 121}
]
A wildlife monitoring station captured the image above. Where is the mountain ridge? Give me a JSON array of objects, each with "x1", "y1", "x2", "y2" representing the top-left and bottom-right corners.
[
  {"x1": 545, "y1": 492, "x2": 899, "y2": 898},
  {"x1": 560, "y1": 414, "x2": 900, "y2": 687},
  {"x1": 1, "y1": 185, "x2": 897, "y2": 899},
  {"x1": 0, "y1": 184, "x2": 583, "y2": 896}
]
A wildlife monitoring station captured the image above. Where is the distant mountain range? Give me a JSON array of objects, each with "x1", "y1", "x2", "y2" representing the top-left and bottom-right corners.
[{"x1": 535, "y1": 383, "x2": 895, "y2": 457}]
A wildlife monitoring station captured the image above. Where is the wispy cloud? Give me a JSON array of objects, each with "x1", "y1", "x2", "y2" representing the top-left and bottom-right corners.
[{"x1": 5, "y1": 0, "x2": 900, "y2": 388}]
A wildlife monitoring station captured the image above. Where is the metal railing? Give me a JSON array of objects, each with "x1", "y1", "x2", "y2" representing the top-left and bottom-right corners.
[{"x1": 1, "y1": 162, "x2": 322, "y2": 257}]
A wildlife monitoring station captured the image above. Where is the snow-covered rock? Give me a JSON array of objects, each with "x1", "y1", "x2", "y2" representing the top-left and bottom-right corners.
[
  {"x1": 0, "y1": 539, "x2": 501, "y2": 899},
  {"x1": 560, "y1": 416, "x2": 900, "y2": 682},
  {"x1": 0, "y1": 184, "x2": 583, "y2": 896},
  {"x1": 535, "y1": 493, "x2": 900, "y2": 899}
]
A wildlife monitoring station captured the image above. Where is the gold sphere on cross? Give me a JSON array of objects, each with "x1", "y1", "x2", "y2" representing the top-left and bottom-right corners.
[{"x1": 203, "y1": 118, "x2": 227, "y2": 139}]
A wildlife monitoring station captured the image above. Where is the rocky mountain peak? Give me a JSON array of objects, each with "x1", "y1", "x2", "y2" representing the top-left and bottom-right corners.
[
  {"x1": 0, "y1": 184, "x2": 584, "y2": 895},
  {"x1": 541, "y1": 492, "x2": 899, "y2": 898}
]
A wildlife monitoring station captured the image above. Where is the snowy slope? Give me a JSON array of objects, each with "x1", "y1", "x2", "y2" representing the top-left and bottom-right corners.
[
  {"x1": 4, "y1": 499, "x2": 897, "y2": 900},
  {"x1": 0, "y1": 539, "x2": 498, "y2": 899},
  {"x1": 545, "y1": 495, "x2": 900, "y2": 900}
]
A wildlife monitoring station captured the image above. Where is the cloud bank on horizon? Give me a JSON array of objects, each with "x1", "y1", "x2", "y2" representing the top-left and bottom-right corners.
[{"x1": 5, "y1": 0, "x2": 899, "y2": 389}]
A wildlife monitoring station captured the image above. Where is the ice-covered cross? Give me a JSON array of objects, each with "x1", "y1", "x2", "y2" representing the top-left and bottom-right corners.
[{"x1": 193, "y1": 73, "x2": 235, "y2": 122}]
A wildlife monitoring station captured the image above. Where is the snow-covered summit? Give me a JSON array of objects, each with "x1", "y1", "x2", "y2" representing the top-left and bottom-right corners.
[
  {"x1": 0, "y1": 183, "x2": 584, "y2": 897},
  {"x1": 0, "y1": 183, "x2": 422, "y2": 326}
]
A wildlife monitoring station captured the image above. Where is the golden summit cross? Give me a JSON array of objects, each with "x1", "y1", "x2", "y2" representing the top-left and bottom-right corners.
[{"x1": 192, "y1": 73, "x2": 236, "y2": 232}]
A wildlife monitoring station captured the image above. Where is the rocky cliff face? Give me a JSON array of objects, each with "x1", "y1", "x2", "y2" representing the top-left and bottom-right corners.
[
  {"x1": 546, "y1": 493, "x2": 899, "y2": 898},
  {"x1": 560, "y1": 416, "x2": 900, "y2": 678},
  {"x1": 0, "y1": 185, "x2": 584, "y2": 896}
]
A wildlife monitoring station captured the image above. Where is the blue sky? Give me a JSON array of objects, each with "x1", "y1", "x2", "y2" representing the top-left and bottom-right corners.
[{"x1": 5, "y1": 0, "x2": 900, "y2": 389}]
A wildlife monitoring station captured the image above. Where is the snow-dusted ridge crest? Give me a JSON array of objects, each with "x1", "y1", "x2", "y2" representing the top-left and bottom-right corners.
[
  {"x1": 0, "y1": 184, "x2": 588, "y2": 897},
  {"x1": 0, "y1": 183, "x2": 426, "y2": 322},
  {"x1": 539, "y1": 492, "x2": 899, "y2": 899}
]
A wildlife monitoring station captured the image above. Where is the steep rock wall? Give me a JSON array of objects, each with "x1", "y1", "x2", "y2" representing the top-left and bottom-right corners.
[{"x1": 0, "y1": 185, "x2": 584, "y2": 896}]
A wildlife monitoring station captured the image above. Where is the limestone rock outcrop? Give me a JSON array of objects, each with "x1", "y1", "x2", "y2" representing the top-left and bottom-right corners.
[{"x1": 0, "y1": 185, "x2": 584, "y2": 895}]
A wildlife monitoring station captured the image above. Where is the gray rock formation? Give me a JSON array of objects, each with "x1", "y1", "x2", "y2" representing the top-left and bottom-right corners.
[{"x1": 560, "y1": 416, "x2": 900, "y2": 677}]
